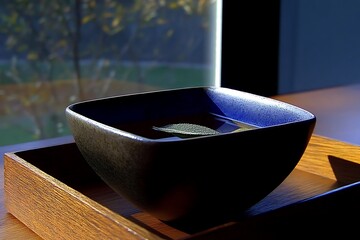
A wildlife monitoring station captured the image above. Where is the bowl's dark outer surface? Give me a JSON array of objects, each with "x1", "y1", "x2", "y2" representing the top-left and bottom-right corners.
[{"x1": 65, "y1": 87, "x2": 316, "y2": 230}]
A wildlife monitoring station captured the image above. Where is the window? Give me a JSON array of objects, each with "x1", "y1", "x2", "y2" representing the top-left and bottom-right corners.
[
  {"x1": 0, "y1": 0, "x2": 221, "y2": 146},
  {"x1": 1, "y1": 1, "x2": 283, "y2": 146}
]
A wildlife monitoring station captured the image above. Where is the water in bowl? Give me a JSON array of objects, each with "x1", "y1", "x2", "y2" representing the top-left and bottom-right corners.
[{"x1": 112, "y1": 113, "x2": 258, "y2": 140}]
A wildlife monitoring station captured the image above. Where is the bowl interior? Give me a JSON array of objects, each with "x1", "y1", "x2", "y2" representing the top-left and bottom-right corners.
[{"x1": 68, "y1": 87, "x2": 315, "y2": 140}]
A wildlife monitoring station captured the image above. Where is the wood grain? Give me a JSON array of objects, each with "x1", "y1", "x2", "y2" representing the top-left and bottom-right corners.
[
  {"x1": 296, "y1": 134, "x2": 360, "y2": 184},
  {"x1": 2, "y1": 134, "x2": 360, "y2": 239},
  {"x1": 4, "y1": 153, "x2": 164, "y2": 240}
]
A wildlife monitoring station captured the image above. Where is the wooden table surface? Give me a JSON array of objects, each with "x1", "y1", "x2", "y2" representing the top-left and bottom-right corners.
[
  {"x1": 273, "y1": 83, "x2": 360, "y2": 146},
  {"x1": 1, "y1": 84, "x2": 360, "y2": 239}
]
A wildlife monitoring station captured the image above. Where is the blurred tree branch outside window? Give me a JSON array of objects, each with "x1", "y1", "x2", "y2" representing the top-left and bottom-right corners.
[{"x1": 0, "y1": 0, "x2": 217, "y2": 146}]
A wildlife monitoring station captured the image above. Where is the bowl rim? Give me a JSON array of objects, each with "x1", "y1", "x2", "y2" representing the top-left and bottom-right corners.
[{"x1": 65, "y1": 86, "x2": 316, "y2": 142}]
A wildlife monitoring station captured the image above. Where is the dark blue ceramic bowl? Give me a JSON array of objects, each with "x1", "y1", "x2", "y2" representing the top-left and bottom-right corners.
[{"x1": 65, "y1": 87, "x2": 316, "y2": 228}]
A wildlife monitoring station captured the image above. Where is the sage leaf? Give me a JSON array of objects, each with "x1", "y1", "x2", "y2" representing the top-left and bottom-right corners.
[{"x1": 153, "y1": 123, "x2": 220, "y2": 138}]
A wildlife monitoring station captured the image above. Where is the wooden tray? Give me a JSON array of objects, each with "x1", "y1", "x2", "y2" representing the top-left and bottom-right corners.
[{"x1": 4, "y1": 134, "x2": 360, "y2": 239}]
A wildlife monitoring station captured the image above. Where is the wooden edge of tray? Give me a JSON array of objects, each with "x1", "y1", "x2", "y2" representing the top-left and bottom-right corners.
[{"x1": 3, "y1": 134, "x2": 360, "y2": 239}]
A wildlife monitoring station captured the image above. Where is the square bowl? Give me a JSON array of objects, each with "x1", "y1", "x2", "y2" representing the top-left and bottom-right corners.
[{"x1": 65, "y1": 87, "x2": 316, "y2": 230}]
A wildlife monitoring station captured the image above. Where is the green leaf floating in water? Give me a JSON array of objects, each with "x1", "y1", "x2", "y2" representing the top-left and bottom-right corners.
[{"x1": 153, "y1": 123, "x2": 220, "y2": 138}]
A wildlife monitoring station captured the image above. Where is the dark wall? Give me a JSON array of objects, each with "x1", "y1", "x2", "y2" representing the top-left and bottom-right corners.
[
  {"x1": 279, "y1": 0, "x2": 360, "y2": 94},
  {"x1": 221, "y1": 1, "x2": 280, "y2": 96}
]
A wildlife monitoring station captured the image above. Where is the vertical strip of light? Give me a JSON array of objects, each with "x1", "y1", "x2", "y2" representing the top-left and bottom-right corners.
[{"x1": 214, "y1": 0, "x2": 222, "y2": 87}]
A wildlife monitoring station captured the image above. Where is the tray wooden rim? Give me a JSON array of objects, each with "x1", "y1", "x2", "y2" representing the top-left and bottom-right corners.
[{"x1": 4, "y1": 134, "x2": 360, "y2": 239}]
